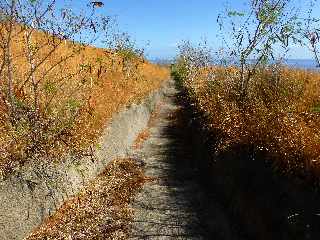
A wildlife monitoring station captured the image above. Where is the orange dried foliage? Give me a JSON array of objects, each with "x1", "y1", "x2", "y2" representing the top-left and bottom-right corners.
[
  {"x1": 133, "y1": 129, "x2": 150, "y2": 149},
  {"x1": 183, "y1": 66, "x2": 320, "y2": 178},
  {"x1": 0, "y1": 25, "x2": 170, "y2": 173},
  {"x1": 26, "y1": 158, "x2": 146, "y2": 240}
]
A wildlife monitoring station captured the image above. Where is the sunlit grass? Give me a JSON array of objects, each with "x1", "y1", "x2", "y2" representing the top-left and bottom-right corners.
[
  {"x1": 175, "y1": 63, "x2": 320, "y2": 179},
  {"x1": 26, "y1": 158, "x2": 147, "y2": 240},
  {"x1": 0, "y1": 25, "x2": 169, "y2": 176}
]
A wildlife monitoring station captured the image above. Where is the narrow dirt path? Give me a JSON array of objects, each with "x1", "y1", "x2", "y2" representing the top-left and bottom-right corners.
[{"x1": 128, "y1": 81, "x2": 242, "y2": 240}]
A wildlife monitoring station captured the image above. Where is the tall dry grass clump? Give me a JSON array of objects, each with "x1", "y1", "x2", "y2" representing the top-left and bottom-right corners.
[
  {"x1": 172, "y1": 0, "x2": 320, "y2": 181},
  {"x1": 173, "y1": 58, "x2": 320, "y2": 179},
  {"x1": 0, "y1": 9, "x2": 169, "y2": 177}
]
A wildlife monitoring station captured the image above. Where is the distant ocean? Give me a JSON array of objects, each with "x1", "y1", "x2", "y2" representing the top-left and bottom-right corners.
[
  {"x1": 239, "y1": 59, "x2": 320, "y2": 70},
  {"x1": 151, "y1": 58, "x2": 320, "y2": 70},
  {"x1": 283, "y1": 59, "x2": 320, "y2": 70}
]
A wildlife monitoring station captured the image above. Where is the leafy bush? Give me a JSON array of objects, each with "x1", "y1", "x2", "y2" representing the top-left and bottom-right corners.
[{"x1": 171, "y1": 57, "x2": 188, "y2": 86}]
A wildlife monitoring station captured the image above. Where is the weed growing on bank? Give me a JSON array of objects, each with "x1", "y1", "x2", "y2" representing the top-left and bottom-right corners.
[
  {"x1": 172, "y1": 0, "x2": 320, "y2": 181},
  {"x1": 0, "y1": 1, "x2": 169, "y2": 178},
  {"x1": 26, "y1": 158, "x2": 147, "y2": 240},
  {"x1": 174, "y1": 61, "x2": 320, "y2": 177}
]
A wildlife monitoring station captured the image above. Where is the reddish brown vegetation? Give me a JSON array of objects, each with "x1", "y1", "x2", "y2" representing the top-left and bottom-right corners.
[
  {"x1": 26, "y1": 158, "x2": 147, "y2": 240},
  {"x1": 175, "y1": 63, "x2": 320, "y2": 180},
  {"x1": 0, "y1": 25, "x2": 169, "y2": 176},
  {"x1": 133, "y1": 129, "x2": 150, "y2": 150}
]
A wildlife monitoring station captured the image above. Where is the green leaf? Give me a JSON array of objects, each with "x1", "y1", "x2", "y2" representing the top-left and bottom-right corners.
[
  {"x1": 67, "y1": 99, "x2": 81, "y2": 112},
  {"x1": 96, "y1": 143, "x2": 102, "y2": 150},
  {"x1": 311, "y1": 103, "x2": 320, "y2": 113},
  {"x1": 96, "y1": 57, "x2": 103, "y2": 63},
  {"x1": 228, "y1": 11, "x2": 245, "y2": 17},
  {"x1": 44, "y1": 81, "x2": 57, "y2": 94}
]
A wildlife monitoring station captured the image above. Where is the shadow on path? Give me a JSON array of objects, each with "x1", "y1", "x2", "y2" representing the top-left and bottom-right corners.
[{"x1": 129, "y1": 83, "x2": 243, "y2": 240}]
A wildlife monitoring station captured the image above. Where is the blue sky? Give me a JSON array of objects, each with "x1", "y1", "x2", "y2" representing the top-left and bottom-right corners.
[
  {"x1": 104, "y1": 0, "x2": 226, "y2": 59},
  {"x1": 58, "y1": 0, "x2": 320, "y2": 59}
]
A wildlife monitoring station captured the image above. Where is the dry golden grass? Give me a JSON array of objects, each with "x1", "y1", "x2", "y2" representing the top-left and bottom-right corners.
[
  {"x1": 0, "y1": 25, "x2": 169, "y2": 175},
  {"x1": 178, "y1": 65, "x2": 320, "y2": 179},
  {"x1": 132, "y1": 100, "x2": 164, "y2": 150},
  {"x1": 26, "y1": 158, "x2": 147, "y2": 240},
  {"x1": 132, "y1": 129, "x2": 150, "y2": 150}
]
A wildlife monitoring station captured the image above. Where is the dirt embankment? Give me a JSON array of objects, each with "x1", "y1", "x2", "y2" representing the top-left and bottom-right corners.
[{"x1": 0, "y1": 80, "x2": 170, "y2": 240}]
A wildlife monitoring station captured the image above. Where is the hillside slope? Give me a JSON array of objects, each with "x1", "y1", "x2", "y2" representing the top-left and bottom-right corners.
[{"x1": 0, "y1": 24, "x2": 169, "y2": 176}]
